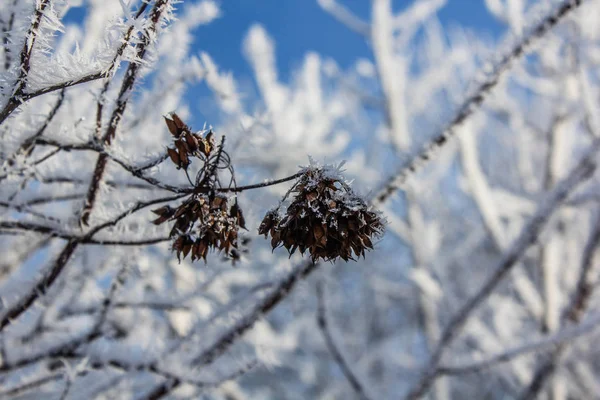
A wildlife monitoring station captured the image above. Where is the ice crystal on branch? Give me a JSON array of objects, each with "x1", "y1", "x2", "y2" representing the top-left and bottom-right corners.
[{"x1": 259, "y1": 161, "x2": 385, "y2": 262}]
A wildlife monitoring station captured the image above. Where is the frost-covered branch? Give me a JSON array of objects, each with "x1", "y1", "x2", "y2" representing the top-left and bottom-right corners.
[
  {"x1": 81, "y1": 0, "x2": 172, "y2": 225},
  {"x1": 0, "y1": 1, "x2": 151, "y2": 124},
  {"x1": 437, "y1": 312, "x2": 600, "y2": 376},
  {"x1": 405, "y1": 138, "x2": 599, "y2": 399},
  {"x1": 374, "y1": 0, "x2": 586, "y2": 204},
  {"x1": 316, "y1": 282, "x2": 375, "y2": 400},
  {"x1": 0, "y1": 0, "x2": 50, "y2": 124},
  {"x1": 0, "y1": 192, "x2": 185, "y2": 331}
]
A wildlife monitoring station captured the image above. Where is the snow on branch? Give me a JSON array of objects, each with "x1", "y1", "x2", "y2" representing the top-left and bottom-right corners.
[
  {"x1": 404, "y1": 138, "x2": 600, "y2": 399},
  {"x1": 437, "y1": 312, "x2": 600, "y2": 375},
  {"x1": 317, "y1": 0, "x2": 371, "y2": 37},
  {"x1": 316, "y1": 281, "x2": 376, "y2": 400},
  {"x1": 374, "y1": 0, "x2": 587, "y2": 205}
]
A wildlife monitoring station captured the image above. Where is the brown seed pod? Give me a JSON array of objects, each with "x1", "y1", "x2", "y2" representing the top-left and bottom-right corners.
[
  {"x1": 158, "y1": 193, "x2": 246, "y2": 263},
  {"x1": 259, "y1": 167, "x2": 385, "y2": 263}
]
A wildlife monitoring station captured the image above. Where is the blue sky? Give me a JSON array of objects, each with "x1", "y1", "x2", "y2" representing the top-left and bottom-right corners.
[{"x1": 198, "y1": 1, "x2": 504, "y2": 81}]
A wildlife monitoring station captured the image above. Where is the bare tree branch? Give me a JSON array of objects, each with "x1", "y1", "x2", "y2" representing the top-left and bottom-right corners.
[
  {"x1": 438, "y1": 312, "x2": 600, "y2": 376},
  {"x1": 404, "y1": 139, "x2": 599, "y2": 400},
  {"x1": 316, "y1": 281, "x2": 374, "y2": 400},
  {"x1": 0, "y1": 0, "x2": 50, "y2": 124},
  {"x1": 81, "y1": 0, "x2": 171, "y2": 225},
  {"x1": 374, "y1": 0, "x2": 586, "y2": 205}
]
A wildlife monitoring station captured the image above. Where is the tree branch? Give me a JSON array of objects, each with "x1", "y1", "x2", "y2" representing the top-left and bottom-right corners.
[
  {"x1": 374, "y1": 0, "x2": 586, "y2": 205},
  {"x1": 404, "y1": 138, "x2": 599, "y2": 400},
  {"x1": 81, "y1": 0, "x2": 171, "y2": 226},
  {"x1": 316, "y1": 282, "x2": 374, "y2": 400},
  {"x1": 0, "y1": 0, "x2": 50, "y2": 124},
  {"x1": 437, "y1": 312, "x2": 600, "y2": 376}
]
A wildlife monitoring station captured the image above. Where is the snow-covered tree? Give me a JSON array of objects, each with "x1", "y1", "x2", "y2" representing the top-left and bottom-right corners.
[{"x1": 1, "y1": 0, "x2": 600, "y2": 399}]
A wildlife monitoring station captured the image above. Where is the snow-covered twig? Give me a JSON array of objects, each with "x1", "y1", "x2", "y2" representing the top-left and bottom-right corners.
[
  {"x1": 316, "y1": 282, "x2": 375, "y2": 400},
  {"x1": 517, "y1": 209, "x2": 600, "y2": 399},
  {"x1": 437, "y1": 312, "x2": 600, "y2": 375},
  {"x1": 317, "y1": 0, "x2": 371, "y2": 37},
  {"x1": 374, "y1": 0, "x2": 587, "y2": 205},
  {"x1": 0, "y1": 372, "x2": 63, "y2": 398},
  {"x1": 0, "y1": 0, "x2": 50, "y2": 124},
  {"x1": 404, "y1": 138, "x2": 600, "y2": 400},
  {"x1": 81, "y1": 0, "x2": 171, "y2": 226}
]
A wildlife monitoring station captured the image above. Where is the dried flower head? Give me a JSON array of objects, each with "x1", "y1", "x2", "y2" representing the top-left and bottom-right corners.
[
  {"x1": 153, "y1": 193, "x2": 246, "y2": 262},
  {"x1": 164, "y1": 113, "x2": 215, "y2": 170},
  {"x1": 259, "y1": 163, "x2": 385, "y2": 262},
  {"x1": 155, "y1": 113, "x2": 245, "y2": 263}
]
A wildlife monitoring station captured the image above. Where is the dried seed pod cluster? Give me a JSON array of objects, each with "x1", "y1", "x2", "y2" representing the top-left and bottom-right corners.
[
  {"x1": 259, "y1": 166, "x2": 385, "y2": 262},
  {"x1": 155, "y1": 113, "x2": 245, "y2": 264},
  {"x1": 156, "y1": 114, "x2": 385, "y2": 265},
  {"x1": 152, "y1": 193, "x2": 246, "y2": 262},
  {"x1": 164, "y1": 113, "x2": 214, "y2": 170}
]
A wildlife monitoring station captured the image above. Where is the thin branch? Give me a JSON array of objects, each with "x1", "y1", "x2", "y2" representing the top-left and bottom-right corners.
[
  {"x1": 404, "y1": 138, "x2": 599, "y2": 400},
  {"x1": 374, "y1": 0, "x2": 586, "y2": 205},
  {"x1": 0, "y1": 238, "x2": 78, "y2": 332},
  {"x1": 0, "y1": 1, "x2": 151, "y2": 124},
  {"x1": 1, "y1": 0, "x2": 19, "y2": 71},
  {"x1": 0, "y1": 372, "x2": 62, "y2": 398},
  {"x1": 202, "y1": 171, "x2": 304, "y2": 193},
  {"x1": 317, "y1": 0, "x2": 371, "y2": 37},
  {"x1": 0, "y1": 193, "x2": 185, "y2": 332},
  {"x1": 0, "y1": 89, "x2": 65, "y2": 177},
  {"x1": 316, "y1": 282, "x2": 374, "y2": 400},
  {"x1": 0, "y1": 0, "x2": 50, "y2": 125},
  {"x1": 33, "y1": 138, "x2": 181, "y2": 192},
  {"x1": 82, "y1": 236, "x2": 170, "y2": 246},
  {"x1": 61, "y1": 301, "x2": 191, "y2": 317},
  {"x1": 3, "y1": 193, "x2": 86, "y2": 207},
  {"x1": 40, "y1": 176, "x2": 156, "y2": 190},
  {"x1": 437, "y1": 312, "x2": 600, "y2": 375},
  {"x1": 0, "y1": 201, "x2": 61, "y2": 223},
  {"x1": 80, "y1": 0, "x2": 171, "y2": 225},
  {"x1": 517, "y1": 209, "x2": 600, "y2": 399}
]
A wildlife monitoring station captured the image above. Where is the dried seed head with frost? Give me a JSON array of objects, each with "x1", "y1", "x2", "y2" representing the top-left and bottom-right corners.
[
  {"x1": 153, "y1": 193, "x2": 245, "y2": 262},
  {"x1": 164, "y1": 112, "x2": 215, "y2": 170},
  {"x1": 154, "y1": 113, "x2": 244, "y2": 263},
  {"x1": 259, "y1": 162, "x2": 385, "y2": 262}
]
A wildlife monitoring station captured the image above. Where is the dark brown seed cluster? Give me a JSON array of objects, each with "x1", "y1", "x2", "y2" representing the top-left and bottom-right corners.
[
  {"x1": 164, "y1": 113, "x2": 214, "y2": 170},
  {"x1": 155, "y1": 113, "x2": 246, "y2": 264},
  {"x1": 152, "y1": 193, "x2": 246, "y2": 262},
  {"x1": 259, "y1": 168, "x2": 384, "y2": 262}
]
